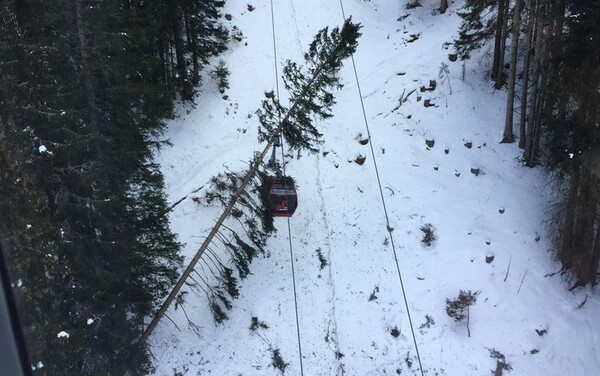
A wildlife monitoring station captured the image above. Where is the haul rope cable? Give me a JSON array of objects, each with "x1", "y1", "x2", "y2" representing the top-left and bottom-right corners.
[
  {"x1": 270, "y1": 1, "x2": 305, "y2": 374},
  {"x1": 337, "y1": 1, "x2": 425, "y2": 375}
]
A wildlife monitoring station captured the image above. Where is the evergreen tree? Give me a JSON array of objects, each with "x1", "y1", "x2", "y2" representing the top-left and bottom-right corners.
[
  {"x1": 543, "y1": 0, "x2": 600, "y2": 286},
  {"x1": 455, "y1": 0, "x2": 498, "y2": 60},
  {"x1": 257, "y1": 18, "x2": 362, "y2": 152},
  {"x1": 134, "y1": 0, "x2": 229, "y2": 100},
  {"x1": 141, "y1": 19, "x2": 362, "y2": 340},
  {"x1": 0, "y1": 0, "x2": 205, "y2": 372}
]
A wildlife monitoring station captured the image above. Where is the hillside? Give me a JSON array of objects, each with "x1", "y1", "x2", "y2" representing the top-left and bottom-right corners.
[{"x1": 150, "y1": 1, "x2": 600, "y2": 375}]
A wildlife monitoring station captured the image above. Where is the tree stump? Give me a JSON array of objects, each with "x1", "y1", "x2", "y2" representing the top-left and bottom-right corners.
[
  {"x1": 440, "y1": 0, "x2": 449, "y2": 14},
  {"x1": 486, "y1": 253, "x2": 495, "y2": 264},
  {"x1": 425, "y1": 138, "x2": 435, "y2": 148},
  {"x1": 355, "y1": 155, "x2": 366, "y2": 165},
  {"x1": 470, "y1": 167, "x2": 480, "y2": 176}
]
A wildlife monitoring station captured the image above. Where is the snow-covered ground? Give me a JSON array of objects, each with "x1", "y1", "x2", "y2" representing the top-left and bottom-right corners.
[{"x1": 150, "y1": 1, "x2": 600, "y2": 375}]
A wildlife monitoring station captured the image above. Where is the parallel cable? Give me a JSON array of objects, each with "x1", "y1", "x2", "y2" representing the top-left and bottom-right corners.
[
  {"x1": 337, "y1": 1, "x2": 425, "y2": 374},
  {"x1": 270, "y1": 1, "x2": 305, "y2": 374}
]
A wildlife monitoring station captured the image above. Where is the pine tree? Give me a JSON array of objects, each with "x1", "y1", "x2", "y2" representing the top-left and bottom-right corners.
[
  {"x1": 446, "y1": 290, "x2": 479, "y2": 337},
  {"x1": 257, "y1": 18, "x2": 362, "y2": 152},
  {"x1": 1, "y1": 0, "x2": 187, "y2": 373},
  {"x1": 455, "y1": 0, "x2": 498, "y2": 60},
  {"x1": 141, "y1": 18, "x2": 362, "y2": 340},
  {"x1": 136, "y1": 0, "x2": 229, "y2": 99},
  {"x1": 211, "y1": 60, "x2": 231, "y2": 93},
  {"x1": 546, "y1": 0, "x2": 600, "y2": 286}
]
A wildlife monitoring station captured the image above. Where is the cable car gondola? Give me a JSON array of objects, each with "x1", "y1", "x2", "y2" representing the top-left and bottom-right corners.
[
  {"x1": 263, "y1": 134, "x2": 298, "y2": 217},
  {"x1": 266, "y1": 177, "x2": 298, "y2": 217}
]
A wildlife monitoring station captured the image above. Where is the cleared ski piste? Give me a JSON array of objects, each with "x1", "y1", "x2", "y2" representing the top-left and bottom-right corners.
[{"x1": 151, "y1": 1, "x2": 600, "y2": 375}]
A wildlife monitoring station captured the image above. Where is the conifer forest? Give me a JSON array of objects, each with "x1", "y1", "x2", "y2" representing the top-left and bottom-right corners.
[
  {"x1": 1, "y1": 0, "x2": 228, "y2": 373},
  {"x1": 1, "y1": 0, "x2": 600, "y2": 375},
  {"x1": 456, "y1": 0, "x2": 600, "y2": 286}
]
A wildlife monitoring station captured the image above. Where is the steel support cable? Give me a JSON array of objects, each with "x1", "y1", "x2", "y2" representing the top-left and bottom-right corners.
[
  {"x1": 270, "y1": 1, "x2": 305, "y2": 375},
  {"x1": 337, "y1": 1, "x2": 425, "y2": 375}
]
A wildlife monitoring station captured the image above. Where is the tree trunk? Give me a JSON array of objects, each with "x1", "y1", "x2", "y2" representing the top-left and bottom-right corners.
[
  {"x1": 524, "y1": 13, "x2": 543, "y2": 166},
  {"x1": 495, "y1": 0, "x2": 510, "y2": 89},
  {"x1": 467, "y1": 304, "x2": 471, "y2": 337},
  {"x1": 502, "y1": 0, "x2": 523, "y2": 144},
  {"x1": 185, "y1": 11, "x2": 200, "y2": 87},
  {"x1": 560, "y1": 165, "x2": 580, "y2": 268},
  {"x1": 169, "y1": 4, "x2": 193, "y2": 100},
  {"x1": 519, "y1": 0, "x2": 536, "y2": 149},
  {"x1": 492, "y1": 0, "x2": 507, "y2": 81},
  {"x1": 531, "y1": 78, "x2": 545, "y2": 164},
  {"x1": 573, "y1": 168, "x2": 597, "y2": 285}
]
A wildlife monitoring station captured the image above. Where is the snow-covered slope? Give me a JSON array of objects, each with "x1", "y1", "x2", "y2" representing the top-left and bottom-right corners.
[{"x1": 150, "y1": 1, "x2": 600, "y2": 375}]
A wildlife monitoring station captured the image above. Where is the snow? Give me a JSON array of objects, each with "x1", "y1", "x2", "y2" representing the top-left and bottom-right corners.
[
  {"x1": 57, "y1": 331, "x2": 69, "y2": 339},
  {"x1": 150, "y1": 1, "x2": 600, "y2": 375}
]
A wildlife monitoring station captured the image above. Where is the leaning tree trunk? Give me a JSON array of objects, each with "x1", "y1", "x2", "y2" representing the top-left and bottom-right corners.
[{"x1": 502, "y1": 0, "x2": 523, "y2": 144}]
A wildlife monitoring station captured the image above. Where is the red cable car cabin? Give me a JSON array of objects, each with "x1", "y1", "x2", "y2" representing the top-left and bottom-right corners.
[{"x1": 267, "y1": 181, "x2": 298, "y2": 217}]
